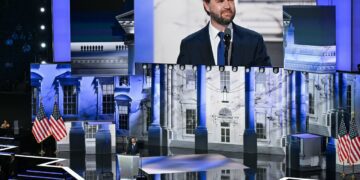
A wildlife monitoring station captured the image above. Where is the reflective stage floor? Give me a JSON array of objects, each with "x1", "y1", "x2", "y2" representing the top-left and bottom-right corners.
[
  {"x1": 1, "y1": 144, "x2": 358, "y2": 180},
  {"x1": 55, "y1": 148, "x2": 351, "y2": 180}
]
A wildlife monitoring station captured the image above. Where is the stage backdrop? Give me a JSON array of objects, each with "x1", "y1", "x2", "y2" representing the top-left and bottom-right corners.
[{"x1": 30, "y1": 64, "x2": 118, "y2": 153}]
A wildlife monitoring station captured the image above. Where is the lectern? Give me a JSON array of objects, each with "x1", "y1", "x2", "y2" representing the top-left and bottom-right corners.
[{"x1": 117, "y1": 154, "x2": 140, "y2": 179}]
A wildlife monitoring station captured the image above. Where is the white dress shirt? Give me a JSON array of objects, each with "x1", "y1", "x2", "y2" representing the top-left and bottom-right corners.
[{"x1": 208, "y1": 22, "x2": 233, "y2": 65}]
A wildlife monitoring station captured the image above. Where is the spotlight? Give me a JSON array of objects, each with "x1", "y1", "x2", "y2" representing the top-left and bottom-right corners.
[
  {"x1": 41, "y1": 60, "x2": 47, "y2": 64},
  {"x1": 206, "y1": 66, "x2": 212, "y2": 72},
  {"x1": 40, "y1": 42, "x2": 46, "y2": 48},
  {"x1": 168, "y1": 64, "x2": 174, "y2": 70},
  {"x1": 245, "y1": 67, "x2": 250, "y2": 73},
  {"x1": 179, "y1": 65, "x2": 185, "y2": 71},
  {"x1": 273, "y1": 67, "x2": 279, "y2": 74},
  {"x1": 259, "y1": 67, "x2": 265, "y2": 73},
  {"x1": 40, "y1": 7, "x2": 45, "y2": 13},
  {"x1": 142, "y1": 64, "x2": 148, "y2": 70},
  {"x1": 232, "y1": 66, "x2": 238, "y2": 72},
  {"x1": 40, "y1": 25, "x2": 45, "y2": 30},
  {"x1": 219, "y1": 66, "x2": 225, "y2": 72},
  {"x1": 192, "y1": 65, "x2": 197, "y2": 71}
]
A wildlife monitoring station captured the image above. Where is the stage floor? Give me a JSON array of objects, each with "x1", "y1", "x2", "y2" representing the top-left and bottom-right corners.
[
  {"x1": 1, "y1": 144, "x2": 347, "y2": 180},
  {"x1": 140, "y1": 154, "x2": 246, "y2": 174}
]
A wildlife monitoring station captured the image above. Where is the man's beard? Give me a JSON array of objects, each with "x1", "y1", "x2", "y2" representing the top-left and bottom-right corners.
[{"x1": 210, "y1": 11, "x2": 235, "y2": 25}]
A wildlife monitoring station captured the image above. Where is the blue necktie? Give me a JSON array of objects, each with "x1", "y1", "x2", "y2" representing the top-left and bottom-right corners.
[{"x1": 217, "y1": 32, "x2": 225, "y2": 66}]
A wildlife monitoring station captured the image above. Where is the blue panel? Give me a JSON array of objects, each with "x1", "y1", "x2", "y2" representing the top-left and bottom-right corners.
[
  {"x1": 316, "y1": 0, "x2": 331, "y2": 5},
  {"x1": 151, "y1": 65, "x2": 160, "y2": 125},
  {"x1": 335, "y1": 1, "x2": 352, "y2": 71},
  {"x1": 52, "y1": 0, "x2": 71, "y2": 62},
  {"x1": 134, "y1": 0, "x2": 154, "y2": 63},
  {"x1": 245, "y1": 68, "x2": 255, "y2": 130},
  {"x1": 197, "y1": 66, "x2": 207, "y2": 127},
  {"x1": 318, "y1": 0, "x2": 353, "y2": 72},
  {"x1": 353, "y1": 0, "x2": 360, "y2": 71}
]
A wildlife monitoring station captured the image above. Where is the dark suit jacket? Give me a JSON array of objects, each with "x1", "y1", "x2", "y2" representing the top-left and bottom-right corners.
[
  {"x1": 177, "y1": 22, "x2": 271, "y2": 67},
  {"x1": 126, "y1": 143, "x2": 139, "y2": 155}
]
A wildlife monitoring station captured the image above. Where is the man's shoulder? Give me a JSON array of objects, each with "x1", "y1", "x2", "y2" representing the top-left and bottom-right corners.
[
  {"x1": 233, "y1": 23, "x2": 263, "y2": 39},
  {"x1": 181, "y1": 26, "x2": 208, "y2": 43}
]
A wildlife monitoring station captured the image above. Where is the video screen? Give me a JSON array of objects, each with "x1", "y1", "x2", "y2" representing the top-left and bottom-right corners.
[
  {"x1": 70, "y1": 0, "x2": 133, "y2": 75},
  {"x1": 31, "y1": 62, "x2": 360, "y2": 151},
  {"x1": 135, "y1": 1, "x2": 316, "y2": 66},
  {"x1": 283, "y1": 6, "x2": 336, "y2": 73}
]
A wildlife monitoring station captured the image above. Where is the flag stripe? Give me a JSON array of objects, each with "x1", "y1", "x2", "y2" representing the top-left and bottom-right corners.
[
  {"x1": 49, "y1": 102, "x2": 67, "y2": 141},
  {"x1": 337, "y1": 116, "x2": 349, "y2": 163},
  {"x1": 347, "y1": 115, "x2": 360, "y2": 165},
  {"x1": 32, "y1": 103, "x2": 52, "y2": 143}
]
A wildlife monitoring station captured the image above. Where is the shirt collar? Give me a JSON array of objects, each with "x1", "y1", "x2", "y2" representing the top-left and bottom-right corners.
[{"x1": 209, "y1": 22, "x2": 233, "y2": 40}]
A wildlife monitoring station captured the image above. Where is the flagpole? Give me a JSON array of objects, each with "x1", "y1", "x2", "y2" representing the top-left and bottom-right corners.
[
  {"x1": 39, "y1": 96, "x2": 45, "y2": 156},
  {"x1": 40, "y1": 141, "x2": 45, "y2": 156},
  {"x1": 54, "y1": 95, "x2": 58, "y2": 156},
  {"x1": 341, "y1": 162, "x2": 346, "y2": 178},
  {"x1": 351, "y1": 164, "x2": 355, "y2": 180}
]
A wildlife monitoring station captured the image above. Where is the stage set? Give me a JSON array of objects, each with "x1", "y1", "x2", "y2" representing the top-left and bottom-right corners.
[{"x1": 1, "y1": 0, "x2": 360, "y2": 180}]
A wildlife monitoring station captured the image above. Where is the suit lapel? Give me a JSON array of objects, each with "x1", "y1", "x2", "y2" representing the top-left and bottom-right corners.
[
  {"x1": 199, "y1": 24, "x2": 215, "y2": 65},
  {"x1": 231, "y1": 23, "x2": 241, "y2": 66}
]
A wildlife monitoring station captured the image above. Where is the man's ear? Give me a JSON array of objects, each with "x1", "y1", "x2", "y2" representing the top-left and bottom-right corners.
[{"x1": 203, "y1": 2, "x2": 210, "y2": 15}]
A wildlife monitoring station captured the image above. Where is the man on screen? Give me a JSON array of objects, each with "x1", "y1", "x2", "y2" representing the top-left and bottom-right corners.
[{"x1": 177, "y1": 0, "x2": 271, "y2": 66}]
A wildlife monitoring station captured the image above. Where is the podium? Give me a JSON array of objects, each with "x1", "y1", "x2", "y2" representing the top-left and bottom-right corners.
[
  {"x1": 117, "y1": 154, "x2": 140, "y2": 179},
  {"x1": 287, "y1": 134, "x2": 323, "y2": 171}
]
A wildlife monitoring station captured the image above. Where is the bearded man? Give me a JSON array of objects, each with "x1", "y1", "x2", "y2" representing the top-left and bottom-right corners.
[{"x1": 177, "y1": 0, "x2": 271, "y2": 67}]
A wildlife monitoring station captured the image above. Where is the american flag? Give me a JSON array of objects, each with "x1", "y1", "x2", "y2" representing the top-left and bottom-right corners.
[
  {"x1": 50, "y1": 102, "x2": 67, "y2": 141},
  {"x1": 337, "y1": 116, "x2": 349, "y2": 163},
  {"x1": 32, "y1": 102, "x2": 52, "y2": 143},
  {"x1": 348, "y1": 116, "x2": 360, "y2": 165}
]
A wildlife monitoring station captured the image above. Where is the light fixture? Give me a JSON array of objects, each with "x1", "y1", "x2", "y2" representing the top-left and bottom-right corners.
[
  {"x1": 40, "y1": 25, "x2": 45, "y2": 30},
  {"x1": 40, "y1": 42, "x2": 46, "y2": 48},
  {"x1": 259, "y1": 67, "x2": 265, "y2": 73},
  {"x1": 245, "y1": 67, "x2": 250, "y2": 73},
  {"x1": 192, "y1": 65, "x2": 197, "y2": 72},
  {"x1": 40, "y1": 7, "x2": 45, "y2": 13},
  {"x1": 179, "y1": 65, "x2": 185, "y2": 71},
  {"x1": 168, "y1": 64, "x2": 173, "y2": 70},
  {"x1": 273, "y1": 67, "x2": 279, "y2": 74},
  {"x1": 206, "y1": 66, "x2": 212, "y2": 72},
  {"x1": 232, "y1": 66, "x2": 238, "y2": 72},
  {"x1": 142, "y1": 64, "x2": 148, "y2": 70},
  {"x1": 41, "y1": 60, "x2": 47, "y2": 64},
  {"x1": 219, "y1": 66, "x2": 225, "y2": 72},
  {"x1": 222, "y1": 86, "x2": 229, "y2": 103}
]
